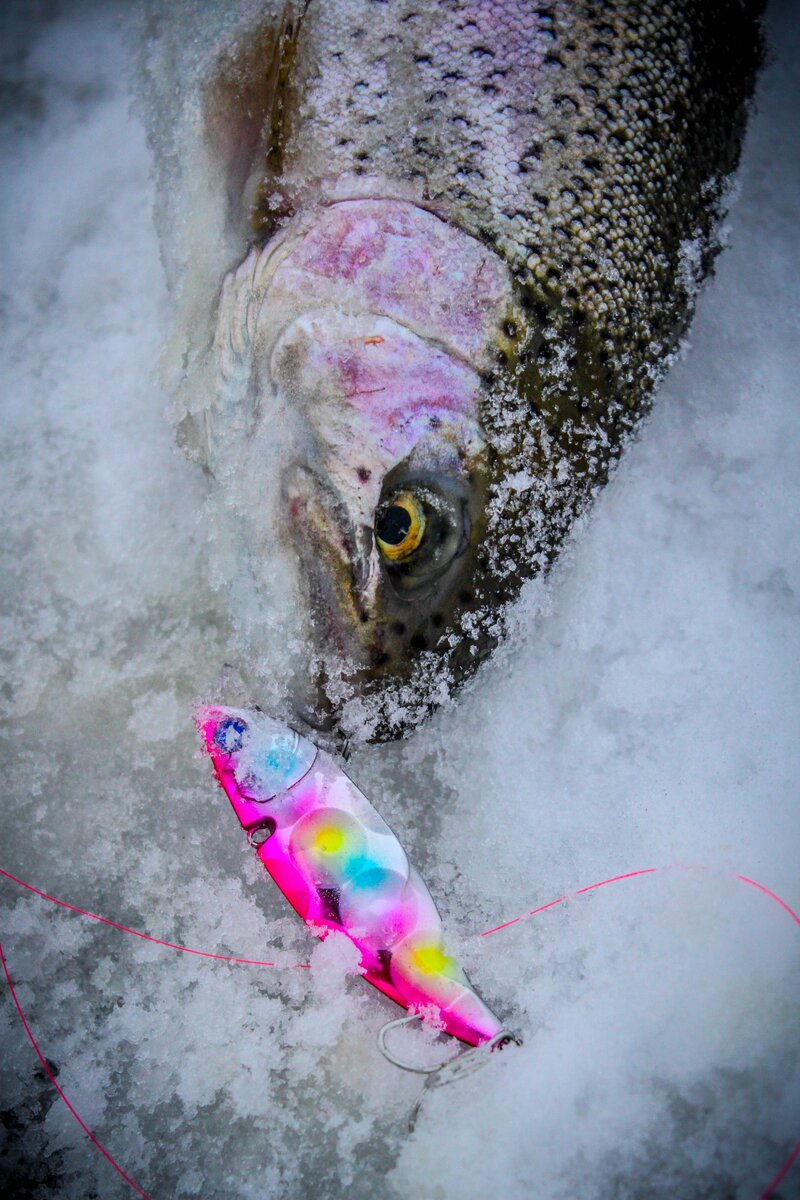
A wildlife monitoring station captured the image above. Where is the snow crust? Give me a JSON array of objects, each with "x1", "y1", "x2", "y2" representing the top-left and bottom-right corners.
[{"x1": 1, "y1": 2, "x2": 798, "y2": 1197}]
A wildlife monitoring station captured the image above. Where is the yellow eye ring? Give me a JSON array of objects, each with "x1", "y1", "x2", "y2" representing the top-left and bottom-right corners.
[{"x1": 375, "y1": 492, "x2": 426, "y2": 562}]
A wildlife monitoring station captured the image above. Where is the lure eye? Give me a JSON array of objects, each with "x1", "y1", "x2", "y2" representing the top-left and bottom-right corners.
[
  {"x1": 214, "y1": 717, "x2": 247, "y2": 754},
  {"x1": 375, "y1": 492, "x2": 426, "y2": 562}
]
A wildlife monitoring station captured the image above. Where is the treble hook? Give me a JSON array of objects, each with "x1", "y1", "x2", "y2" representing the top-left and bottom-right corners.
[{"x1": 377, "y1": 1013, "x2": 522, "y2": 1131}]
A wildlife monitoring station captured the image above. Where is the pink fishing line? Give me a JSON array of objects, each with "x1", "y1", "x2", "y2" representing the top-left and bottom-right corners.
[
  {"x1": 479, "y1": 864, "x2": 800, "y2": 938},
  {"x1": 0, "y1": 934, "x2": 151, "y2": 1200},
  {"x1": 1, "y1": 862, "x2": 798, "y2": 1199},
  {"x1": 0, "y1": 867, "x2": 309, "y2": 969}
]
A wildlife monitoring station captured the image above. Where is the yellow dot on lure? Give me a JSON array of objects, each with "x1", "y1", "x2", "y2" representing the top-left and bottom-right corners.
[
  {"x1": 313, "y1": 825, "x2": 347, "y2": 855},
  {"x1": 411, "y1": 944, "x2": 451, "y2": 975}
]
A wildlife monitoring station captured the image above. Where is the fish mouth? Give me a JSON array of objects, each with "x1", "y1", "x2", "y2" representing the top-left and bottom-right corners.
[{"x1": 283, "y1": 463, "x2": 375, "y2": 635}]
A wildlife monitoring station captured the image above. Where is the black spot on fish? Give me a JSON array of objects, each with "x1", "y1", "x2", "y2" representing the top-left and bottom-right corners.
[
  {"x1": 410, "y1": 633, "x2": 428, "y2": 651},
  {"x1": 357, "y1": 466, "x2": 371, "y2": 482}
]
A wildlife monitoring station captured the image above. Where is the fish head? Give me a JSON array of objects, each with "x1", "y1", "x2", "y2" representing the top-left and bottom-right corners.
[
  {"x1": 190, "y1": 198, "x2": 524, "y2": 740},
  {"x1": 276, "y1": 310, "x2": 492, "y2": 692}
]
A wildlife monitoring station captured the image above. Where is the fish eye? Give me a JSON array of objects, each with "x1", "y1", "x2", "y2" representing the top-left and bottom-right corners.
[{"x1": 375, "y1": 492, "x2": 426, "y2": 562}]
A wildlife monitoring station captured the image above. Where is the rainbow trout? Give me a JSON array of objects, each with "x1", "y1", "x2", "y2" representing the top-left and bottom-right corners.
[{"x1": 150, "y1": 0, "x2": 763, "y2": 740}]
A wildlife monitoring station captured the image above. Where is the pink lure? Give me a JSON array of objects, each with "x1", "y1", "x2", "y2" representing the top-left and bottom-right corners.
[{"x1": 198, "y1": 705, "x2": 503, "y2": 1047}]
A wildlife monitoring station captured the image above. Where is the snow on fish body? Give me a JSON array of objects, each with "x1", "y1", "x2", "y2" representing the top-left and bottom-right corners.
[
  {"x1": 197, "y1": 704, "x2": 507, "y2": 1046},
  {"x1": 150, "y1": 0, "x2": 763, "y2": 739}
]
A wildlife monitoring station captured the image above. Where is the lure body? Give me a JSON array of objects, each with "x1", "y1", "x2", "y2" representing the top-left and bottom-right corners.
[{"x1": 198, "y1": 705, "x2": 502, "y2": 1047}]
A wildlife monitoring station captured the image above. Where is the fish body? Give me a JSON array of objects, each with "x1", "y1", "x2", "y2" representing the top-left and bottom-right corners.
[
  {"x1": 160, "y1": 0, "x2": 764, "y2": 739},
  {"x1": 197, "y1": 704, "x2": 504, "y2": 1046}
]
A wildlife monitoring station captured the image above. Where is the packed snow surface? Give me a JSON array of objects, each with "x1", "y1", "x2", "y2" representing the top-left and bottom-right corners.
[{"x1": 1, "y1": 2, "x2": 799, "y2": 1198}]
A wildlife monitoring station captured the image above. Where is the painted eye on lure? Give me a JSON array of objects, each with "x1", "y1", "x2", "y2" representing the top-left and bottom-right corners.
[
  {"x1": 375, "y1": 492, "x2": 426, "y2": 562},
  {"x1": 214, "y1": 716, "x2": 247, "y2": 754}
]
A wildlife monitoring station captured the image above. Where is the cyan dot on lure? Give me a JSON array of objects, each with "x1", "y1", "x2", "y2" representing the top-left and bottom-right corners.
[
  {"x1": 213, "y1": 711, "x2": 317, "y2": 800},
  {"x1": 249, "y1": 737, "x2": 300, "y2": 788}
]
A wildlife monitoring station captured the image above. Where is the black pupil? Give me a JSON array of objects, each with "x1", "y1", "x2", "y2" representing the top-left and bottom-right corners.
[{"x1": 376, "y1": 504, "x2": 412, "y2": 546}]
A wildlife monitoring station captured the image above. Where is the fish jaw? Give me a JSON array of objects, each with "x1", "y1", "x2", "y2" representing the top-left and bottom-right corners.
[{"x1": 197, "y1": 705, "x2": 504, "y2": 1046}]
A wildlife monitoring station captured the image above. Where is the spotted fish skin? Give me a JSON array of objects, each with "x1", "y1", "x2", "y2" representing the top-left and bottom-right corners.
[
  {"x1": 198, "y1": 705, "x2": 505, "y2": 1046},
  {"x1": 268, "y1": 1, "x2": 761, "y2": 383},
  {"x1": 167, "y1": 1, "x2": 763, "y2": 739}
]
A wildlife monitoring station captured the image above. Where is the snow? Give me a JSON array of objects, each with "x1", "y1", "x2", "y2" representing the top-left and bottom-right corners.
[{"x1": 1, "y1": 1, "x2": 798, "y2": 1198}]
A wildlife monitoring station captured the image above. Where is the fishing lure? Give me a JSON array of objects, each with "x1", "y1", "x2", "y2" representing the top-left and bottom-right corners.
[{"x1": 197, "y1": 705, "x2": 512, "y2": 1054}]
